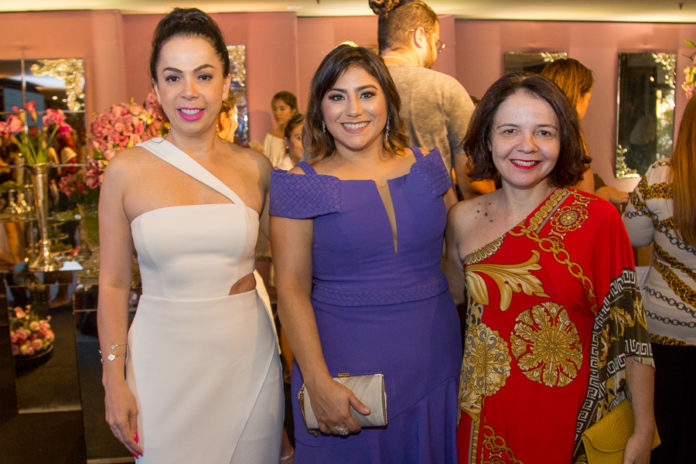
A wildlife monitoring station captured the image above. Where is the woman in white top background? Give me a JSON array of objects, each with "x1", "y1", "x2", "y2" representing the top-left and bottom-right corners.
[
  {"x1": 263, "y1": 91, "x2": 298, "y2": 168},
  {"x1": 622, "y1": 95, "x2": 696, "y2": 464}
]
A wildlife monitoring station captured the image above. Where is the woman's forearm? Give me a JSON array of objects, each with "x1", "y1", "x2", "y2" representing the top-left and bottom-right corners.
[
  {"x1": 97, "y1": 285, "x2": 132, "y2": 388},
  {"x1": 625, "y1": 356, "x2": 656, "y2": 436},
  {"x1": 277, "y1": 290, "x2": 331, "y2": 387}
]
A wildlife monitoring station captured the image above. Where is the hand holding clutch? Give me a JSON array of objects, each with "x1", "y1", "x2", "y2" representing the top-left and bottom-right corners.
[{"x1": 299, "y1": 373, "x2": 388, "y2": 431}]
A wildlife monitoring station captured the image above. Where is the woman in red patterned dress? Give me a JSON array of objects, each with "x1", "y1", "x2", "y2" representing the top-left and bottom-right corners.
[{"x1": 446, "y1": 73, "x2": 656, "y2": 464}]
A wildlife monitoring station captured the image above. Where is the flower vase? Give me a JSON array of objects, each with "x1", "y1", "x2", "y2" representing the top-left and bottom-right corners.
[
  {"x1": 77, "y1": 202, "x2": 99, "y2": 277},
  {"x1": 29, "y1": 163, "x2": 60, "y2": 272}
]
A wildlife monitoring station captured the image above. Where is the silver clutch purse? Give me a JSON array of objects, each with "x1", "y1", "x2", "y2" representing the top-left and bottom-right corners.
[{"x1": 298, "y1": 373, "x2": 388, "y2": 430}]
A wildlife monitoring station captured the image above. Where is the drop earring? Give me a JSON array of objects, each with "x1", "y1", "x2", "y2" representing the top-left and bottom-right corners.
[
  {"x1": 322, "y1": 121, "x2": 326, "y2": 134},
  {"x1": 385, "y1": 119, "x2": 391, "y2": 140}
]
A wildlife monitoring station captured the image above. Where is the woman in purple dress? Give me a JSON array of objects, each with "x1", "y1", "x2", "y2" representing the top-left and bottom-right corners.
[{"x1": 270, "y1": 44, "x2": 461, "y2": 463}]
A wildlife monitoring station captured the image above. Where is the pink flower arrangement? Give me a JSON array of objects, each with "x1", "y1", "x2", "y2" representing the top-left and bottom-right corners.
[
  {"x1": 9, "y1": 305, "x2": 55, "y2": 357},
  {"x1": 90, "y1": 91, "x2": 167, "y2": 161},
  {"x1": 682, "y1": 40, "x2": 696, "y2": 99},
  {"x1": 0, "y1": 101, "x2": 73, "y2": 166},
  {"x1": 59, "y1": 91, "x2": 167, "y2": 200},
  {"x1": 58, "y1": 159, "x2": 105, "y2": 201}
]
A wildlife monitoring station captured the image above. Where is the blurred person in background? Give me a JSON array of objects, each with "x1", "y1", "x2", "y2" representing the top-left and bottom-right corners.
[{"x1": 622, "y1": 94, "x2": 696, "y2": 464}]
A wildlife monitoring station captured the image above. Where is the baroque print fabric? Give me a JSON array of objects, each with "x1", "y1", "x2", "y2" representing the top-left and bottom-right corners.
[{"x1": 457, "y1": 188, "x2": 653, "y2": 464}]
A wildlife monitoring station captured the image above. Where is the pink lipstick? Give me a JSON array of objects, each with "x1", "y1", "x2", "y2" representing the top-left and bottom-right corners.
[{"x1": 178, "y1": 107, "x2": 204, "y2": 121}]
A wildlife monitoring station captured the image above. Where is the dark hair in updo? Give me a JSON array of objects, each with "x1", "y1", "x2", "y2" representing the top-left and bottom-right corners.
[
  {"x1": 369, "y1": 0, "x2": 438, "y2": 53},
  {"x1": 304, "y1": 44, "x2": 408, "y2": 162},
  {"x1": 463, "y1": 73, "x2": 589, "y2": 188},
  {"x1": 150, "y1": 8, "x2": 230, "y2": 81}
]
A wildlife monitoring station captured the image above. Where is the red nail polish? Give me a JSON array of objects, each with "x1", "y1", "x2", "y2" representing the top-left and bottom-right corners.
[{"x1": 134, "y1": 432, "x2": 139, "y2": 443}]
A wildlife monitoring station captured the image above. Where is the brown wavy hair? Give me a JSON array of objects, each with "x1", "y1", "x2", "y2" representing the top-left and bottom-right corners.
[
  {"x1": 304, "y1": 44, "x2": 408, "y2": 162},
  {"x1": 464, "y1": 73, "x2": 589, "y2": 188},
  {"x1": 541, "y1": 58, "x2": 594, "y2": 110},
  {"x1": 369, "y1": 0, "x2": 438, "y2": 54},
  {"x1": 671, "y1": 95, "x2": 696, "y2": 247}
]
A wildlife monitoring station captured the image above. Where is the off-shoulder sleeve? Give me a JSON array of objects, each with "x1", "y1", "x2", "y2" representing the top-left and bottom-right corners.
[
  {"x1": 411, "y1": 148, "x2": 452, "y2": 196},
  {"x1": 269, "y1": 169, "x2": 341, "y2": 218}
]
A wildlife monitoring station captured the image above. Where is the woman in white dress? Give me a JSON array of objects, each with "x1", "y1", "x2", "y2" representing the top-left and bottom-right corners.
[
  {"x1": 97, "y1": 8, "x2": 283, "y2": 463},
  {"x1": 263, "y1": 91, "x2": 298, "y2": 168}
]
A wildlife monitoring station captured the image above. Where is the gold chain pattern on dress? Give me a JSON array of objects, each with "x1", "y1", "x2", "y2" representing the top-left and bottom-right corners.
[
  {"x1": 481, "y1": 425, "x2": 524, "y2": 464},
  {"x1": 527, "y1": 188, "x2": 566, "y2": 233},
  {"x1": 510, "y1": 229, "x2": 596, "y2": 310},
  {"x1": 510, "y1": 190, "x2": 595, "y2": 310},
  {"x1": 653, "y1": 242, "x2": 696, "y2": 283},
  {"x1": 642, "y1": 182, "x2": 672, "y2": 200},
  {"x1": 653, "y1": 260, "x2": 696, "y2": 306},
  {"x1": 650, "y1": 333, "x2": 689, "y2": 346}
]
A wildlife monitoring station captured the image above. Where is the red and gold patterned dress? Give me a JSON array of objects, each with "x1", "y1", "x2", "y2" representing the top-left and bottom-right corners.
[{"x1": 457, "y1": 188, "x2": 653, "y2": 464}]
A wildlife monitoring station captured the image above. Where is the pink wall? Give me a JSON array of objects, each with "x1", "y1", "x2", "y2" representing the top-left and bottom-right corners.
[
  {"x1": 3, "y1": 10, "x2": 696, "y2": 189},
  {"x1": 455, "y1": 20, "x2": 696, "y2": 190},
  {"x1": 0, "y1": 10, "x2": 126, "y2": 120}
]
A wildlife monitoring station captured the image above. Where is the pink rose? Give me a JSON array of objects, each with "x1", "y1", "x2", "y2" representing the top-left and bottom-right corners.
[
  {"x1": 10, "y1": 332, "x2": 17, "y2": 344},
  {"x1": 11, "y1": 344, "x2": 19, "y2": 356},
  {"x1": 42, "y1": 108, "x2": 67, "y2": 127},
  {"x1": 14, "y1": 307, "x2": 26, "y2": 318},
  {"x1": 25, "y1": 345, "x2": 35, "y2": 356},
  {"x1": 29, "y1": 321, "x2": 40, "y2": 332},
  {"x1": 58, "y1": 123, "x2": 73, "y2": 136},
  {"x1": 45, "y1": 330, "x2": 55, "y2": 342},
  {"x1": 32, "y1": 339, "x2": 43, "y2": 350},
  {"x1": 15, "y1": 328, "x2": 28, "y2": 342},
  {"x1": 7, "y1": 114, "x2": 25, "y2": 133}
]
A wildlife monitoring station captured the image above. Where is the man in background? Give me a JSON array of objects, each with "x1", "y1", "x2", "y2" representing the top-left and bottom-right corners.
[{"x1": 370, "y1": 0, "x2": 476, "y2": 196}]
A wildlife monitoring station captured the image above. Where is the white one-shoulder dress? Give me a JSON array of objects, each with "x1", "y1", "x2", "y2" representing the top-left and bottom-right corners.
[{"x1": 126, "y1": 138, "x2": 283, "y2": 463}]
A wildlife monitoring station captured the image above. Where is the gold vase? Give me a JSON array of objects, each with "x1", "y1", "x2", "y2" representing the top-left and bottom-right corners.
[
  {"x1": 28, "y1": 163, "x2": 60, "y2": 272},
  {"x1": 77, "y1": 202, "x2": 99, "y2": 277}
]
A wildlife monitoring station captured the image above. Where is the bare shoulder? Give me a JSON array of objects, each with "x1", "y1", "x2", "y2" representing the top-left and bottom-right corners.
[
  {"x1": 448, "y1": 194, "x2": 487, "y2": 227},
  {"x1": 102, "y1": 146, "x2": 151, "y2": 184},
  {"x1": 226, "y1": 142, "x2": 271, "y2": 171}
]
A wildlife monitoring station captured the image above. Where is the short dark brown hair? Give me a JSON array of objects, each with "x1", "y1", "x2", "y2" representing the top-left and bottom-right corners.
[
  {"x1": 464, "y1": 73, "x2": 589, "y2": 188},
  {"x1": 304, "y1": 44, "x2": 408, "y2": 162},
  {"x1": 369, "y1": 0, "x2": 438, "y2": 53}
]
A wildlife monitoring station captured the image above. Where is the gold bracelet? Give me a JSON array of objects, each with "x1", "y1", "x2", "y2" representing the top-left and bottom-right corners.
[{"x1": 99, "y1": 343, "x2": 128, "y2": 363}]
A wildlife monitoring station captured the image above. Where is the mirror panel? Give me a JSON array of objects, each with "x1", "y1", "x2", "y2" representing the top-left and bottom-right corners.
[
  {"x1": 615, "y1": 52, "x2": 676, "y2": 178},
  {"x1": 504, "y1": 51, "x2": 568, "y2": 74},
  {"x1": 227, "y1": 45, "x2": 249, "y2": 146}
]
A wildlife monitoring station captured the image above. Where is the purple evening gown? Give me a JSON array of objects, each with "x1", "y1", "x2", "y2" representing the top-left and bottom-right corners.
[{"x1": 270, "y1": 147, "x2": 461, "y2": 463}]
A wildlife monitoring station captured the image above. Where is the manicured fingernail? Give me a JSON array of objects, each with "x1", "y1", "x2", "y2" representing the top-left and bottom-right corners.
[{"x1": 134, "y1": 433, "x2": 139, "y2": 443}]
